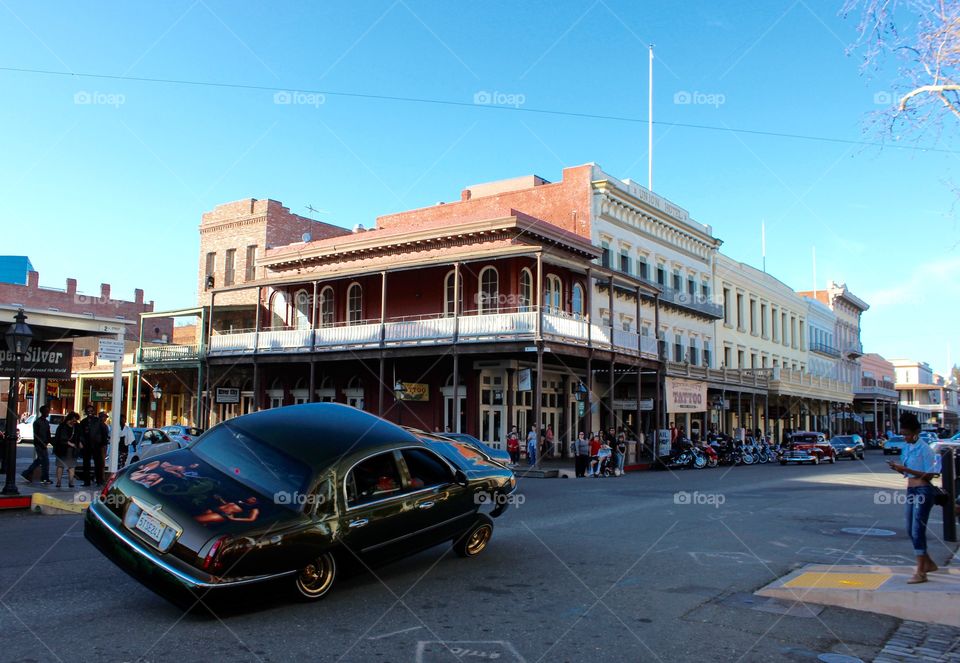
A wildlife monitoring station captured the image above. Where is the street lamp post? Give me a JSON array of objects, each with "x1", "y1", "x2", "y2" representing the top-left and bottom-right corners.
[
  {"x1": 3, "y1": 309, "x2": 34, "y2": 496},
  {"x1": 394, "y1": 380, "x2": 406, "y2": 427}
]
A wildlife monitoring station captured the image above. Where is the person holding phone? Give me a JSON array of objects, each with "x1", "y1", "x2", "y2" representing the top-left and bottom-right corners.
[{"x1": 887, "y1": 412, "x2": 941, "y2": 583}]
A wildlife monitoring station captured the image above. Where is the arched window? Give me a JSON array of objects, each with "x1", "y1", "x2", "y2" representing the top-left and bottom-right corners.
[
  {"x1": 444, "y1": 271, "x2": 463, "y2": 317},
  {"x1": 572, "y1": 283, "x2": 584, "y2": 318},
  {"x1": 519, "y1": 268, "x2": 532, "y2": 312},
  {"x1": 319, "y1": 286, "x2": 335, "y2": 327},
  {"x1": 294, "y1": 289, "x2": 310, "y2": 329},
  {"x1": 347, "y1": 283, "x2": 362, "y2": 324},
  {"x1": 544, "y1": 275, "x2": 562, "y2": 313},
  {"x1": 269, "y1": 290, "x2": 287, "y2": 329},
  {"x1": 479, "y1": 267, "x2": 499, "y2": 314}
]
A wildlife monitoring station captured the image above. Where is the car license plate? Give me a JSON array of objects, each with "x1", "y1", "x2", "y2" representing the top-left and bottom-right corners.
[{"x1": 135, "y1": 511, "x2": 166, "y2": 543}]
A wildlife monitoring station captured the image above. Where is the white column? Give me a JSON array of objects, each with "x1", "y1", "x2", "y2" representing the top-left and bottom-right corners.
[{"x1": 107, "y1": 331, "x2": 125, "y2": 475}]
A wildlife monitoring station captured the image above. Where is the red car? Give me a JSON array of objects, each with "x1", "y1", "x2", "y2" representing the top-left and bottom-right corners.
[{"x1": 779, "y1": 432, "x2": 836, "y2": 465}]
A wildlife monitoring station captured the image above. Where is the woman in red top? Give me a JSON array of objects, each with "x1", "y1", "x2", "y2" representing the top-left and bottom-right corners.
[{"x1": 588, "y1": 433, "x2": 602, "y2": 477}]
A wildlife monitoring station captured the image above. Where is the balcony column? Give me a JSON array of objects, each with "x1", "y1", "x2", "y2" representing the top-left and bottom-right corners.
[
  {"x1": 608, "y1": 278, "x2": 615, "y2": 431},
  {"x1": 134, "y1": 369, "x2": 142, "y2": 427},
  {"x1": 252, "y1": 361, "x2": 260, "y2": 414},
  {"x1": 378, "y1": 355, "x2": 385, "y2": 417},
  {"x1": 535, "y1": 252, "x2": 543, "y2": 341},
  {"x1": 453, "y1": 262, "x2": 461, "y2": 430},
  {"x1": 764, "y1": 393, "x2": 769, "y2": 437},
  {"x1": 310, "y1": 281, "x2": 318, "y2": 352},
  {"x1": 751, "y1": 391, "x2": 756, "y2": 434},
  {"x1": 585, "y1": 267, "x2": 593, "y2": 347},
  {"x1": 378, "y1": 271, "x2": 387, "y2": 417},
  {"x1": 205, "y1": 291, "x2": 216, "y2": 428},
  {"x1": 534, "y1": 345, "x2": 543, "y2": 467},
  {"x1": 253, "y1": 287, "x2": 262, "y2": 355},
  {"x1": 873, "y1": 398, "x2": 878, "y2": 439},
  {"x1": 584, "y1": 356, "x2": 593, "y2": 438}
]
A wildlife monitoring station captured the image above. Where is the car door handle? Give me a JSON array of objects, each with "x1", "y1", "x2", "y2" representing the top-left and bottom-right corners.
[
  {"x1": 348, "y1": 519, "x2": 369, "y2": 529},
  {"x1": 417, "y1": 501, "x2": 435, "y2": 510}
]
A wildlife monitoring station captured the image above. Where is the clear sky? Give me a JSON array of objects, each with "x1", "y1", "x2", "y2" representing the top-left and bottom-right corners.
[{"x1": 1, "y1": 0, "x2": 957, "y2": 375}]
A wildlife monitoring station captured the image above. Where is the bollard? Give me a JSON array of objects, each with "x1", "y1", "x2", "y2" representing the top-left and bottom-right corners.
[{"x1": 942, "y1": 448, "x2": 957, "y2": 543}]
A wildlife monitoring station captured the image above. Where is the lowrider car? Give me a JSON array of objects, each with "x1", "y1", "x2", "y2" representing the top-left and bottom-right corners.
[
  {"x1": 829, "y1": 434, "x2": 865, "y2": 460},
  {"x1": 84, "y1": 403, "x2": 516, "y2": 608},
  {"x1": 779, "y1": 431, "x2": 836, "y2": 465}
]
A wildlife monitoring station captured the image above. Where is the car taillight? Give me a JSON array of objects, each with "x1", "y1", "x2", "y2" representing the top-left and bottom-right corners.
[
  {"x1": 202, "y1": 535, "x2": 230, "y2": 574},
  {"x1": 183, "y1": 436, "x2": 191, "y2": 442},
  {"x1": 100, "y1": 474, "x2": 117, "y2": 500}
]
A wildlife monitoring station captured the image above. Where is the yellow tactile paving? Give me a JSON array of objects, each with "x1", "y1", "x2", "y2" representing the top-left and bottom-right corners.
[{"x1": 783, "y1": 572, "x2": 892, "y2": 590}]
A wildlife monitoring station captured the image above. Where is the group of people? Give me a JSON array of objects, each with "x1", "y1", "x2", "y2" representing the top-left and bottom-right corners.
[
  {"x1": 505, "y1": 424, "x2": 557, "y2": 466},
  {"x1": 572, "y1": 427, "x2": 628, "y2": 478},
  {"x1": 19, "y1": 405, "x2": 134, "y2": 488}
]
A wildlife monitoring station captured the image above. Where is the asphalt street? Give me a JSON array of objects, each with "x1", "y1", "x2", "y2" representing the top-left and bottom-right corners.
[{"x1": 1, "y1": 451, "x2": 955, "y2": 663}]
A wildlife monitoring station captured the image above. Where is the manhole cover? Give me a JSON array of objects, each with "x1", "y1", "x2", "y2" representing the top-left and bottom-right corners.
[
  {"x1": 840, "y1": 527, "x2": 896, "y2": 537},
  {"x1": 818, "y1": 654, "x2": 864, "y2": 663}
]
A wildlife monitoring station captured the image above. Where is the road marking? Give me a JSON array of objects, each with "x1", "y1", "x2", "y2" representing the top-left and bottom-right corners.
[
  {"x1": 784, "y1": 572, "x2": 891, "y2": 590},
  {"x1": 368, "y1": 626, "x2": 423, "y2": 640}
]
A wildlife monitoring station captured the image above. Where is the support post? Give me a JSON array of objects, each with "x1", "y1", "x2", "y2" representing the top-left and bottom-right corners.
[
  {"x1": 452, "y1": 352, "x2": 460, "y2": 433},
  {"x1": 453, "y1": 262, "x2": 461, "y2": 431},
  {"x1": 942, "y1": 448, "x2": 957, "y2": 542},
  {"x1": 107, "y1": 329, "x2": 124, "y2": 476},
  {"x1": 534, "y1": 344, "x2": 543, "y2": 466}
]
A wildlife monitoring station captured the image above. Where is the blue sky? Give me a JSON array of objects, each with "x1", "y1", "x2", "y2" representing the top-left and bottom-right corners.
[{"x1": 1, "y1": 0, "x2": 957, "y2": 375}]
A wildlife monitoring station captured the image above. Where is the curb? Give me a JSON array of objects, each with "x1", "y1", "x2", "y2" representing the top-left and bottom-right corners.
[
  {"x1": 30, "y1": 492, "x2": 89, "y2": 515},
  {"x1": 0, "y1": 495, "x2": 32, "y2": 510}
]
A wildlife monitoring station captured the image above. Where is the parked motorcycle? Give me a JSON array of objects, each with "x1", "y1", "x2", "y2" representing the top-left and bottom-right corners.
[
  {"x1": 702, "y1": 443, "x2": 719, "y2": 468},
  {"x1": 663, "y1": 438, "x2": 707, "y2": 470}
]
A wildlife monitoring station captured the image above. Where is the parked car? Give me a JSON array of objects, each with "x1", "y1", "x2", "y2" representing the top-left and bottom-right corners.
[
  {"x1": 85, "y1": 403, "x2": 516, "y2": 608},
  {"x1": 829, "y1": 434, "x2": 865, "y2": 460},
  {"x1": 161, "y1": 425, "x2": 204, "y2": 446},
  {"x1": 919, "y1": 431, "x2": 940, "y2": 445},
  {"x1": 17, "y1": 413, "x2": 64, "y2": 443},
  {"x1": 436, "y1": 431, "x2": 511, "y2": 466},
  {"x1": 882, "y1": 435, "x2": 907, "y2": 456},
  {"x1": 127, "y1": 428, "x2": 183, "y2": 464},
  {"x1": 780, "y1": 431, "x2": 836, "y2": 465}
]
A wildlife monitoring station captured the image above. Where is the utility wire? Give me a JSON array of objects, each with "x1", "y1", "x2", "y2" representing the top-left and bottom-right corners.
[{"x1": 0, "y1": 65, "x2": 953, "y2": 154}]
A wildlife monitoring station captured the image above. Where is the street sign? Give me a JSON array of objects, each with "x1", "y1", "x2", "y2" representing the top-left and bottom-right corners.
[
  {"x1": 639, "y1": 398, "x2": 654, "y2": 411},
  {"x1": 90, "y1": 389, "x2": 112, "y2": 402},
  {"x1": 98, "y1": 338, "x2": 125, "y2": 361},
  {"x1": 215, "y1": 388, "x2": 240, "y2": 404}
]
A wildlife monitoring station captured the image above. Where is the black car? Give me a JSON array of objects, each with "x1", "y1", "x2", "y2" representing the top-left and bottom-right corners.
[
  {"x1": 84, "y1": 403, "x2": 516, "y2": 607},
  {"x1": 830, "y1": 434, "x2": 865, "y2": 460}
]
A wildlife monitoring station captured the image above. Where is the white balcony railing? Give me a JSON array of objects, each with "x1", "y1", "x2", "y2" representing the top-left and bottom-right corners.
[{"x1": 206, "y1": 310, "x2": 659, "y2": 357}]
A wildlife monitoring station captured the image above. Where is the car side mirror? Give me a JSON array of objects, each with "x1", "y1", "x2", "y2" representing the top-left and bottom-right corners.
[{"x1": 454, "y1": 469, "x2": 469, "y2": 487}]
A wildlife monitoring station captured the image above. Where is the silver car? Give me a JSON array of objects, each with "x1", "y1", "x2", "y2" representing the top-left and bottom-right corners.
[{"x1": 159, "y1": 425, "x2": 204, "y2": 446}]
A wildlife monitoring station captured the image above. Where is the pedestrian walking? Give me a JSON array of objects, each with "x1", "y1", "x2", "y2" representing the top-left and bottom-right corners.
[
  {"x1": 117, "y1": 414, "x2": 134, "y2": 469},
  {"x1": 526, "y1": 426, "x2": 538, "y2": 466},
  {"x1": 53, "y1": 412, "x2": 80, "y2": 488},
  {"x1": 21, "y1": 405, "x2": 52, "y2": 485},
  {"x1": 887, "y1": 412, "x2": 942, "y2": 584},
  {"x1": 573, "y1": 432, "x2": 590, "y2": 477},
  {"x1": 506, "y1": 426, "x2": 520, "y2": 465}
]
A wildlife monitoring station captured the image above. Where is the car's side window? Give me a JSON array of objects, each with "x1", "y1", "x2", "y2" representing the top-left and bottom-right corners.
[
  {"x1": 345, "y1": 452, "x2": 404, "y2": 508},
  {"x1": 400, "y1": 448, "x2": 453, "y2": 490}
]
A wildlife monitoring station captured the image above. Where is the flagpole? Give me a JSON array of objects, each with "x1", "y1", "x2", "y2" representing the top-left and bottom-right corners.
[{"x1": 648, "y1": 44, "x2": 654, "y2": 192}]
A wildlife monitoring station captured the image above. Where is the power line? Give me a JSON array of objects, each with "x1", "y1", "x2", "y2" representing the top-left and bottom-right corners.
[{"x1": 0, "y1": 64, "x2": 954, "y2": 154}]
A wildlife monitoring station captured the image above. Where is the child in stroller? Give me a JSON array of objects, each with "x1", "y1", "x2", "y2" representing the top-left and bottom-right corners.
[{"x1": 591, "y1": 441, "x2": 615, "y2": 477}]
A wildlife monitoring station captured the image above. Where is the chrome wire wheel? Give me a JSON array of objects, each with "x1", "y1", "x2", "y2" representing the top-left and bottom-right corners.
[
  {"x1": 466, "y1": 524, "x2": 492, "y2": 555},
  {"x1": 295, "y1": 552, "x2": 336, "y2": 599}
]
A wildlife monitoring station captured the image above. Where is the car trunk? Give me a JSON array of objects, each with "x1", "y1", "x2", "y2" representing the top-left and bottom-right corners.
[{"x1": 106, "y1": 448, "x2": 310, "y2": 577}]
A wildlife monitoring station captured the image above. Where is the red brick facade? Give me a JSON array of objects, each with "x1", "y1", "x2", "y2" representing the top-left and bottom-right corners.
[
  {"x1": 198, "y1": 198, "x2": 351, "y2": 308},
  {"x1": 375, "y1": 164, "x2": 594, "y2": 237},
  {"x1": 0, "y1": 270, "x2": 168, "y2": 341}
]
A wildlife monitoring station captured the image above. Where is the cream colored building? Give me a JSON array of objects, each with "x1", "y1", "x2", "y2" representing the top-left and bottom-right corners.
[{"x1": 713, "y1": 255, "x2": 852, "y2": 436}]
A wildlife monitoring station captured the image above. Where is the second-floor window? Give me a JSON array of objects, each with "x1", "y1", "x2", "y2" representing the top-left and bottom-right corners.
[
  {"x1": 224, "y1": 249, "x2": 236, "y2": 286},
  {"x1": 320, "y1": 286, "x2": 334, "y2": 327},
  {"x1": 703, "y1": 342, "x2": 711, "y2": 368},
  {"x1": 444, "y1": 271, "x2": 464, "y2": 316},
  {"x1": 657, "y1": 265, "x2": 666, "y2": 286},
  {"x1": 347, "y1": 283, "x2": 362, "y2": 324},
  {"x1": 619, "y1": 251, "x2": 631, "y2": 274},
  {"x1": 205, "y1": 252, "x2": 216, "y2": 288},
  {"x1": 245, "y1": 245, "x2": 257, "y2": 281},
  {"x1": 674, "y1": 334, "x2": 683, "y2": 362},
  {"x1": 672, "y1": 270, "x2": 681, "y2": 290},
  {"x1": 638, "y1": 259, "x2": 648, "y2": 280},
  {"x1": 479, "y1": 267, "x2": 499, "y2": 314},
  {"x1": 519, "y1": 268, "x2": 532, "y2": 311},
  {"x1": 572, "y1": 283, "x2": 584, "y2": 318},
  {"x1": 544, "y1": 274, "x2": 562, "y2": 313},
  {"x1": 687, "y1": 278, "x2": 695, "y2": 296},
  {"x1": 294, "y1": 289, "x2": 310, "y2": 329}
]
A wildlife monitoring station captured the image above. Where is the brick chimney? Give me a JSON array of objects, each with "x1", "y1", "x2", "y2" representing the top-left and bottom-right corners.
[
  {"x1": 27, "y1": 271, "x2": 39, "y2": 288},
  {"x1": 66, "y1": 278, "x2": 77, "y2": 296},
  {"x1": 100, "y1": 283, "x2": 110, "y2": 300},
  {"x1": 134, "y1": 288, "x2": 144, "y2": 304}
]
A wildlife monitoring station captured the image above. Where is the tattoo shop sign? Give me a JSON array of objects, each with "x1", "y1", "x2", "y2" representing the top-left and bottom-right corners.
[
  {"x1": 0, "y1": 340, "x2": 73, "y2": 379},
  {"x1": 665, "y1": 377, "x2": 707, "y2": 413}
]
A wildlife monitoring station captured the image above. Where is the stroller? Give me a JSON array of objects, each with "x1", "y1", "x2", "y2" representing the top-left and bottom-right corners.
[{"x1": 593, "y1": 447, "x2": 616, "y2": 477}]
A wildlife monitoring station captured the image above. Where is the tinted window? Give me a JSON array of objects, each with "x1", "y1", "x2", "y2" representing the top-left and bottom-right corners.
[
  {"x1": 192, "y1": 423, "x2": 312, "y2": 507},
  {"x1": 402, "y1": 449, "x2": 451, "y2": 489},
  {"x1": 346, "y1": 452, "x2": 403, "y2": 507}
]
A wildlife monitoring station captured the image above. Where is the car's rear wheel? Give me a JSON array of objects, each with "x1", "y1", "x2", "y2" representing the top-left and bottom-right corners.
[
  {"x1": 294, "y1": 551, "x2": 337, "y2": 600},
  {"x1": 454, "y1": 514, "x2": 494, "y2": 558}
]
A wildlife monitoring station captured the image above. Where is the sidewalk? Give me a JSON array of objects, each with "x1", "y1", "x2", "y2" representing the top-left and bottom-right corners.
[{"x1": 755, "y1": 550, "x2": 960, "y2": 628}]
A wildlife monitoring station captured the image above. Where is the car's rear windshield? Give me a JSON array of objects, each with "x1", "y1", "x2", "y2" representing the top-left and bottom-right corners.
[
  {"x1": 192, "y1": 423, "x2": 312, "y2": 505},
  {"x1": 832, "y1": 436, "x2": 854, "y2": 444}
]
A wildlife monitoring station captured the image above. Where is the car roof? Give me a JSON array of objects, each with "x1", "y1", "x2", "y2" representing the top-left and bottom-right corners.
[{"x1": 220, "y1": 402, "x2": 420, "y2": 470}]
